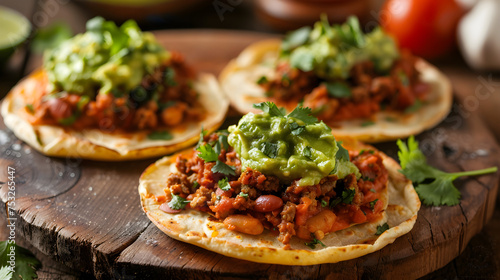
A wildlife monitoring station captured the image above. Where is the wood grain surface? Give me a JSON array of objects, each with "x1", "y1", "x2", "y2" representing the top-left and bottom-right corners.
[{"x1": 0, "y1": 30, "x2": 499, "y2": 279}]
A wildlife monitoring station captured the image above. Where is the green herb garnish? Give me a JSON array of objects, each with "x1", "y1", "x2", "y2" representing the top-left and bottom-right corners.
[
  {"x1": 168, "y1": 194, "x2": 191, "y2": 210},
  {"x1": 375, "y1": 223, "x2": 389, "y2": 235},
  {"x1": 147, "y1": 131, "x2": 173, "y2": 140},
  {"x1": 397, "y1": 136, "x2": 497, "y2": 206}
]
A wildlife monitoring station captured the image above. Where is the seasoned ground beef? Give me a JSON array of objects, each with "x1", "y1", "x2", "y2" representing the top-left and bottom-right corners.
[
  {"x1": 259, "y1": 50, "x2": 428, "y2": 124},
  {"x1": 161, "y1": 133, "x2": 388, "y2": 247}
]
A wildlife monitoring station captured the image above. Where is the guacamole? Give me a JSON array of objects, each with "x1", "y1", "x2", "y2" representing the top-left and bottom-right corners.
[
  {"x1": 281, "y1": 16, "x2": 399, "y2": 80},
  {"x1": 228, "y1": 106, "x2": 359, "y2": 186},
  {"x1": 44, "y1": 17, "x2": 168, "y2": 96}
]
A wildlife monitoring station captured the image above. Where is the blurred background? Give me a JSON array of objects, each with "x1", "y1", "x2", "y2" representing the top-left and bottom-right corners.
[{"x1": 1, "y1": 0, "x2": 499, "y2": 137}]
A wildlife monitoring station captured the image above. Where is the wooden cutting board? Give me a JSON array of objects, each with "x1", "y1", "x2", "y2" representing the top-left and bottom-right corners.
[{"x1": 0, "y1": 30, "x2": 499, "y2": 280}]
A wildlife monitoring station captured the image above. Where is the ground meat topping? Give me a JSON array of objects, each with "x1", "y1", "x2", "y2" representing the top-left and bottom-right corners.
[{"x1": 160, "y1": 133, "x2": 388, "y2": 247}]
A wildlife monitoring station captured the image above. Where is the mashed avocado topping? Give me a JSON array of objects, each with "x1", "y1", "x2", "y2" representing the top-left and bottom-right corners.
[
  {"x1": 44, "y1": 17, "x2": 168, "y2": 96},
  {"x1": 280, "y1": 15, "x2": 399, "y2": 79},
  {"x1": 228, "y1": 102, "x2": 359, "y2": 186}
]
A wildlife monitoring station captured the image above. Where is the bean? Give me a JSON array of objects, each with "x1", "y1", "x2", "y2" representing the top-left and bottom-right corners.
[
  {"x1": 306, "y1": 210, "x2": 336, "y2": 233},
  {"x1": 254, "y1": 195, "x2": 283, "y2": 212},
  {"x1": 297, "y1": 210, "x2": 337, "y2": 239},
  {"x1": 223, "y1": 215, "x2": 264, "y2": 235}
]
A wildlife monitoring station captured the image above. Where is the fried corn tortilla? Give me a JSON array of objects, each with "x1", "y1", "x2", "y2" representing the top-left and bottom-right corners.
[
  {"x1": 219, "y1": 39, "x2": 452, "y2": 143},
  {"x1": 139, "y1": 138, "x2": 420, "y2": 265},
  {"x1": 1, "y1": 70, "x2": 229, "y2": 161}
]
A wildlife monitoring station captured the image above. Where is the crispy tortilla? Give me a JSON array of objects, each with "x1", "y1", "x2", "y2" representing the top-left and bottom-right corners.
[
  {"x1": 219, "y1": 39, "x2": 453, "y2": 143},
  {"x1": 1, "y1": 70, "x2": 229, "y2": 161},
  {"x1": 139, "y1": 138, "x2": 420, "y2": 265}
]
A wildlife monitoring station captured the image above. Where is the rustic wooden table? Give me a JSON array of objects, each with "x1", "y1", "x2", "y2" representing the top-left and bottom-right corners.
[{"x1": 1, "y1": 1, "x2": 500, "y2": 279}]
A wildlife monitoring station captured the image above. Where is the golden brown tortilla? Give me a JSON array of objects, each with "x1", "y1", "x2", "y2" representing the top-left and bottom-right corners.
[
  {"x1": 219, "y1": 39, "x2": 453, "y2": 143},
  {"x1": 139, "y1": 138, "x2": 420, "y2": 264},
  {"x1": 1, "y1": 70, "x2": 229, "y2": 161}
]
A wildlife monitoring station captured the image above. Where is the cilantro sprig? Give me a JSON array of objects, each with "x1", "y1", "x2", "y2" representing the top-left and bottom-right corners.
[
  {"x1": 252, "y1": 102, "x2": 318, "y2": 125},
  {"x1": 168, "y1": 194, "x2": 191, "y2": 210},
  {"x1": 304, "y1": 234, "x2": 326, "y2": 249},
  {"x1": 397, "y1": 136, "x2": 498, "y2": 206}
]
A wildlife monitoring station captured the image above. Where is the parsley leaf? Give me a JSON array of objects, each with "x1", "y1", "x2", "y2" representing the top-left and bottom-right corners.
[
  {"x1": 0, "y1": 241, "x2": 42, "y2": 280},
  {"x1": 212, "y1": 160, "x2": 236, "y2": 176},
  {"x1": 288, "y1": 106, "x2": 318, "y2": 125},
  {"x1": 375, "y1": 223, "x2": 389, "y2": 235},
  {"x1": 324, "y1": 82, "x2": 352, "y2": 98},
  {"x1": 253, "y1": 102, "x2": 285, "y2": 117},
  {"x1": 218, "y1": 178, "x2": 231, "y2": 191},
  {"x1": 397, "y1": 136, "x2": 497, "y2": 206},
  {"x1": 168, "y1": 194, "x2": 191, "y2": 210},
  {"x1": 261, "y1": 142, "x2": 279, "y2": 159},
  {"x1": 369, "y1": 199, "x2": 378, "y2": 210},
  {"x1": 148, "y1": 131, "x2": 173, "y2": 140},
  {"x1": 335, "y1": 141, "x2": 350, "y2": 162},
  {"x1": 197, "y1": 143, "x2": 219, "y2": 162}
]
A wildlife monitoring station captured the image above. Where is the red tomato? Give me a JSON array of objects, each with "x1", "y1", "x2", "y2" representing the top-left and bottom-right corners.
[{"x1": 380, "y1": 0, "x2": 465, "y2": 58}]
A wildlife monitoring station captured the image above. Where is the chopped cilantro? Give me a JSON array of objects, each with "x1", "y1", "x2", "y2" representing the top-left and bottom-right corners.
[
  {"x1": 290, "y1": 122, "x2": 305, "y2": 135},
  {"x1": 58, "y1": 115, "x2": 78, "y2": 126},
  {"x1": 369, "y1": 199, "x2": 378, "y2": 209},
  {"x1": 218, "y1": 178, "x2": 231, "y2": 191},
  {"x1": 324, "y1": 82, "x2": 352, "y2": 98},
  {"x1": 197, "y1": 143, "x2": 219, "y2": 162},
  {"x1": 363, "y1": 176, "x2": 374, "y2": 182},
  {"x1": 397, "y1": 136, "x2": 497, "y2": 206},
  {"x1": 168, "y1": 194, "x2": 191, "y2": 210},
  {"x1": 303, "y1": 146, "x2": 312, "y2": 159},
  {"x1": 398, "y1": 71, "x2": 409, "y2": 87},
  {"x1": 335, "y1": 141, "x2": 350, "y2": 162},
  {"x1": 25, "y1": 104, "x2": 35, "y2": 114},
  {"x1": 361, "y1": 121, "x2": 375, "y2": 127},
  {"x1": 385, "y1": 116, "x2": 398, "y2": 122},
  {"x1": 370, "y1": 188, "x2": 376, "y2": 193},
  {"x1": 369, "y1": 150, "x2": 375, "y2": 154},
  {"x1": 375, "y1": 223, "x2": 389, "y2": 235},
  {"x1": 239, "y1": 192, "x2": 249, "y2": 199},
  {"x1": 261, "y1": 142, "x2": 279, "y2": 159},
  {"x1": 304, "y1": 234, "x2": 326, "y2": 249},
  {"x1": 404, "y1": 99, "x2": 423, "y2": 113},
  {"x1": 148, "y1": 131, "x2": 173, "y2": 140},
  {"x1": 256, "y1": 75, "x2": 268, "y2": 85},
  {"x1": 281, "y1": 73, "x2": 292, "y2": 85},
  {"x1": 212, "y1": 160, "x2": 236, "y2": 176},
  {"x1": 330, "y1": 187, "x2": 356, "y2": 207},
  {"x1": 321, "y1": 200, "x2": 328, "y2": 207},
  {"x1": 164, "y1": 67, "x2": 177, "y2": 86},
  {"x1": 192, "y1": 181, "x2": 200, "y2": 191}
]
